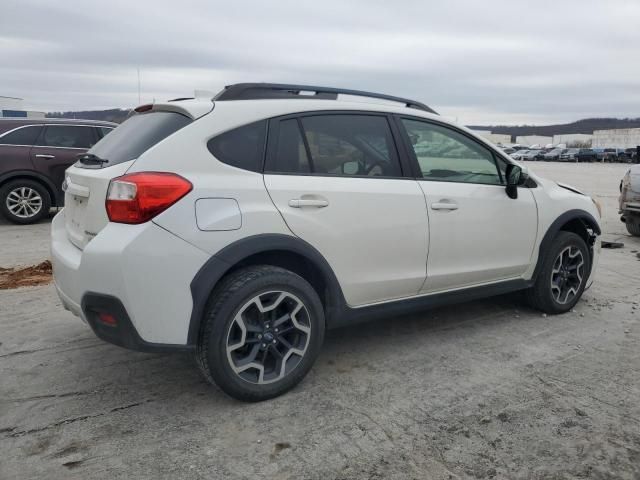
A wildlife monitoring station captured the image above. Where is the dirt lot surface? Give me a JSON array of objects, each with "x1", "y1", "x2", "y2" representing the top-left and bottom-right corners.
[{"x1": 1, "y1": 163, "x2": 639, "y2": 479}]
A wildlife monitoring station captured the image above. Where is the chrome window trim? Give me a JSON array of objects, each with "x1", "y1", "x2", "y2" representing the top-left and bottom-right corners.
[
  {"x1": 0, "y1": 124, "x2": 41, "y2": 143},
  {"x1": 32, "y1": 145, "x2": 87, "y2": 150},
  {"x1": 0, "y1": 124, "x2": 105, "y2": 148}
]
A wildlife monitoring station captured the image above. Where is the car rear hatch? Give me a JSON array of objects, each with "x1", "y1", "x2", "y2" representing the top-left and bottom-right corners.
[{"x1": 62, "y1": 99, "x2": 212, "y2": 250}]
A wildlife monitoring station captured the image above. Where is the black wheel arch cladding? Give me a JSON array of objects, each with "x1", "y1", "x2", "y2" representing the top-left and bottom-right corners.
[
  {"x1": 530, "y1": 209, "x2": 599, "y2": 282},
  {"x1": 187, "y1": 209, "x2": 600, "y2": 346},
  {"x1": 187, "y1": 234, "x2": 345, "y2": 345},
  {"x1": 0, "y1": 171, "x2": 59, "y2": 206}
]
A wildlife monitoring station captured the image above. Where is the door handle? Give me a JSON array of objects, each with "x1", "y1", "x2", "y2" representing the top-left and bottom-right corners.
[
  {"x1": 35, "y1": 154, "x2": 55, "y2": 159},
  {"x1": 288, "y1": 198, "x2": 329, "y2": 208},
  {"x1": 431, "y1": 200, "x2": 458, "y2": 211}
]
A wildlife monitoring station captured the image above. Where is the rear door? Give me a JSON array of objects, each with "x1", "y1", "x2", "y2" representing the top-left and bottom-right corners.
[
  {"x1": 264, "y1": 112, "x2": 428, "y2": 306},
  {"x1": 31, "y1": 125, "x2": 99, "y2": 199}
]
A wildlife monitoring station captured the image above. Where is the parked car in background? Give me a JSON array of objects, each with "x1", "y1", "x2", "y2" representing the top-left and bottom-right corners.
[
  {"x1": 576, "y1": 148, "x2": 599, "y2": 162},
  {"x1": 520, "y1": 149, "x2": 545, "y2": 161},
  {"x1": 534, "y1": 150, "x2": 548, "y2": 161},
  {"x1": 559, "y1": 148, "x2": 579, "y2": 162},
  {"x1": 620, "y1": 148, "x2": 638, "y2": 163},
  {"x1": 50, "y1": 83, "x2": 601, "y2": 401},
  {"x1": 543, "y1": 148, "x2": 567, "y2": 161},
  {"x1": 619, "y1": 164, "x2": 640, "y2": 236},
  {"x1": 501, "y1": 147, "x2": 516, "y2": 155},
  {"x1": 602, "y1": 148, "x2": 619, "y2": 162},
  {"x1": 511, "y1": 149, "x2": 530, "y2": 160},
  {"x1": 0, "y1": 118, "x2": 116, "y2": 223}
]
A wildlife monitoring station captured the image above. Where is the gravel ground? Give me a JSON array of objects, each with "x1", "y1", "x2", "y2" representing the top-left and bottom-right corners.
[{"x1": 1, "y1": 162, "x2": 639, "y2": 479}]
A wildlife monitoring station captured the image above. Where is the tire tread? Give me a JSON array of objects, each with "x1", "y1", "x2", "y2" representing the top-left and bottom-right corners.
[{"x1": 626, "y1": 219, "x2": 640, "y2": 236}]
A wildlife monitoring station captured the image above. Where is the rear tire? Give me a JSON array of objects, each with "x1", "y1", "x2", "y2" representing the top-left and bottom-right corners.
[
  {"x1": 0, "y1": 179, "x2": 51, "y2": 224},
  {"x1": 525, "y1": 232, "x2": 590, "y2": 314},
  {"x1": 196, "y1": 265, "x2": 325, "y2": 402},
  {"x1": 626, "y1": 218, "x2": 640, "y2": 237}
]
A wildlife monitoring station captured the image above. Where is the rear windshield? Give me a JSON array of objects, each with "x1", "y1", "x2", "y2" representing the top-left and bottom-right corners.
[{"x1": 80, "y1": 111, "x2": 191, "y2": 168}]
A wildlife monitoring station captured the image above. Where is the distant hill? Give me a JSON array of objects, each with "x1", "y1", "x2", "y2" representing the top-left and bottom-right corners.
[
  {"x1": 468, "y1": 117, "x2": 640, "y2": 137},
  {"x1": 46, "y1": 108, "x2": 131, "y2": 123}
]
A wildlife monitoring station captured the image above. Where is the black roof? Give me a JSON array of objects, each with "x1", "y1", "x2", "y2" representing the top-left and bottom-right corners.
[{"x1": 214, "y1": 83, "x2": 437, "y2": 114}]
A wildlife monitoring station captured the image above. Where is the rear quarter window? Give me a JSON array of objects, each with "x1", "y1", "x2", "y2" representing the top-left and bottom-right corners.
[
  {"x1": 85, "y1": 111, "x2": 191, "y2": 168},
  {"x1": 207, "y1": 120, "x2": 267, "y2": 173}
]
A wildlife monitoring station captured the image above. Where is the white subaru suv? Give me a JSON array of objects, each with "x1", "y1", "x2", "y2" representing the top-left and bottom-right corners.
[{"x1": 52, "y1": 83, "x2": 602, "y2": 401}]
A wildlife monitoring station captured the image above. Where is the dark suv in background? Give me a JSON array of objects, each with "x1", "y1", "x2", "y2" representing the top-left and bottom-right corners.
[{"x1": 0, "y1": 118, "x2": 116, "y2": 223}]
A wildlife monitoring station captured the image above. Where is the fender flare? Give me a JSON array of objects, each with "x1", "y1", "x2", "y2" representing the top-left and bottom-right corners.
[
  {"x1": 187, "y1": 234, "x2": 346, "y2": 345},
  {"x1": 531, "y1": 209, "x2": 600, "y2": 282},
  {"x1": 0, "y1": 170, "x2": 62, "y2": 206}
]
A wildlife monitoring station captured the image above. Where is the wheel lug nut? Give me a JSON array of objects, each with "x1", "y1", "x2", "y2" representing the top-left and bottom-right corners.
[
  {"x1": 261, "y1": 343, "x2": 266, "y2": 348},
  {"x1": 275, "y1": 328, "x2": 279, "y2": 332},
  {"x1": 272, "y1": 339, "x2": 277, "y2": 344},
  {"x1": 258, "y1": 334, "x2": 262, "y2": 339}
]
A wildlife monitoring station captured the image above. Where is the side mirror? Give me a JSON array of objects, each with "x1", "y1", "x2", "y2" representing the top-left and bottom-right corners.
[{"x1": 505, "y1": 164, "x2": 522, "y2": 199}]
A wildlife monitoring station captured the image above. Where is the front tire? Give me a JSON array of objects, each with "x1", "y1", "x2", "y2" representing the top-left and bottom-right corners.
[
  {"x1": 526, "y1": 232, "x2": 590, "y2": 314},
  {"x1": 0, "y1": 179, "x2": 51, "y2": 224},
  {"x1": 196, "y1": 265, "x2": 325, "y2": 402},
  {"x1": 626, "y1": 218, "x2": 640, "y2": 236}
]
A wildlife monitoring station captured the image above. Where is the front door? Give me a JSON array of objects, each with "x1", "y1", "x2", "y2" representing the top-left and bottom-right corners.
[
  {"x1": 399, "y1": 117, "x2": 538, "y2": 293},
  {"x1": 264, "y1": 113, "x2": 429, "y2": 306}
]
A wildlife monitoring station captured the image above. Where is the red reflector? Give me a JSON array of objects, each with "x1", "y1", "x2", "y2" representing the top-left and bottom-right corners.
[
  {"x1": 106, "y1": 172, "x2": 192, "y2": 224},
  {"x1": 98, "y1": 312, "x2": 117, "y2": 326},
  {"x1": 134, "y1": 104, "x2": 153, "y2": 113}
]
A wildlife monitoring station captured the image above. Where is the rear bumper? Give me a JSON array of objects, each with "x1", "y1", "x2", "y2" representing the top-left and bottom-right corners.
[
  {"x1": 55, "y1": 279, "x2": 83, "y2": 319},
  {"x1": 51, "y1": 209, "x2": 209, "y2": 350},
  {"x1": 621, "y1": 202, "x2": 640, "y2": 216},
  {"x1": 82, "y1": 293, "x2": 193, "y2": 352}
]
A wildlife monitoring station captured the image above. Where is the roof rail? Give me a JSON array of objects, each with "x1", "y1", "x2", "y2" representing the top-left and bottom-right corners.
[{"x1": 213, "y1": 83, "x2": 437, "y2": 114}]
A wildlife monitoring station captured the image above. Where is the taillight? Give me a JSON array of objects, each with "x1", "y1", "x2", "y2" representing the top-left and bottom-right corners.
[{"x1": 106, "y1": 172, "x2": 192, "y2": 224}]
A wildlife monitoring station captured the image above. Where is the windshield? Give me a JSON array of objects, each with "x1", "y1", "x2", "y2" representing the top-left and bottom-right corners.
[{"x1": 80, "y1": 111, "x2": 192, "y2": 168}]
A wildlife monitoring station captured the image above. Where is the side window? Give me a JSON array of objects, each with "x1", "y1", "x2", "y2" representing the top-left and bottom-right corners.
[
  {"x1": 97, "y1": 127, "x2": 114, "y2": 139},
  {"x1": 39, "y1": 126, "x2": 97, "y2": 149},
  {"x1": 301, "y1": 115, "x2": 400, "y2": 176},
  {"x1": 0, "y1": 125, "x2": 42, "y2": 146},
  {"x1": 401, "y1": 119, "x2": 503, "y2": 185},
  {"x1": 265, "y1": 119, "x2": 310, "y2": 173},
  {"x1": 207, "y1": 120, "x2": 267, "y2": 172},
  {"x1": 266, "y1": 114, "x2": 401, "y2": 177}
]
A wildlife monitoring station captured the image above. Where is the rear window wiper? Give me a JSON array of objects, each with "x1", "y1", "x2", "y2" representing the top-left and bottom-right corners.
[{"x1": 77, "y1": 153, "x2": 108, "y2": 165}]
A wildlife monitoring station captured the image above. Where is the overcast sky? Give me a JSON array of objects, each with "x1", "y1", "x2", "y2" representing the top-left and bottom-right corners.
[{"x1": 2, "y1": 0, "x2": 639, "y2": 125}]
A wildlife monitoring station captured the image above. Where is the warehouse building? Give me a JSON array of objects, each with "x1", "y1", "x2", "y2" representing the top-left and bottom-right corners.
[
  {"x1": 552, "y1": 133, "x2": 593, "y2": 147},
  {"x1": 0, "y1": 96, "x2": 45, "y2": 118},
  {"x1": 470, "y1": 130, "x2": 512, "y2": 145},
  {"x1": 515, "y1": 135, "x2": 553, "y2": 147},
  {"x1": 592, "y1": 128, "x2": 640, "y2": 148}
]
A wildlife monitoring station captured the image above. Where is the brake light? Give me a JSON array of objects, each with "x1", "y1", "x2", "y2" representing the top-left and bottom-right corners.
[
  {"x1": 134, "y1": 104, "x2": 153, "y2": 113},
  {"x1": 106, "y1": 172, "x2": 192, "y2": 224}
]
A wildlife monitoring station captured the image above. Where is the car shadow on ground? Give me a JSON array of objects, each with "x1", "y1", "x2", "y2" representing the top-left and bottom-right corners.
[{"x1": 75, "y1": 292, "x2": 530, "y2": 406}]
